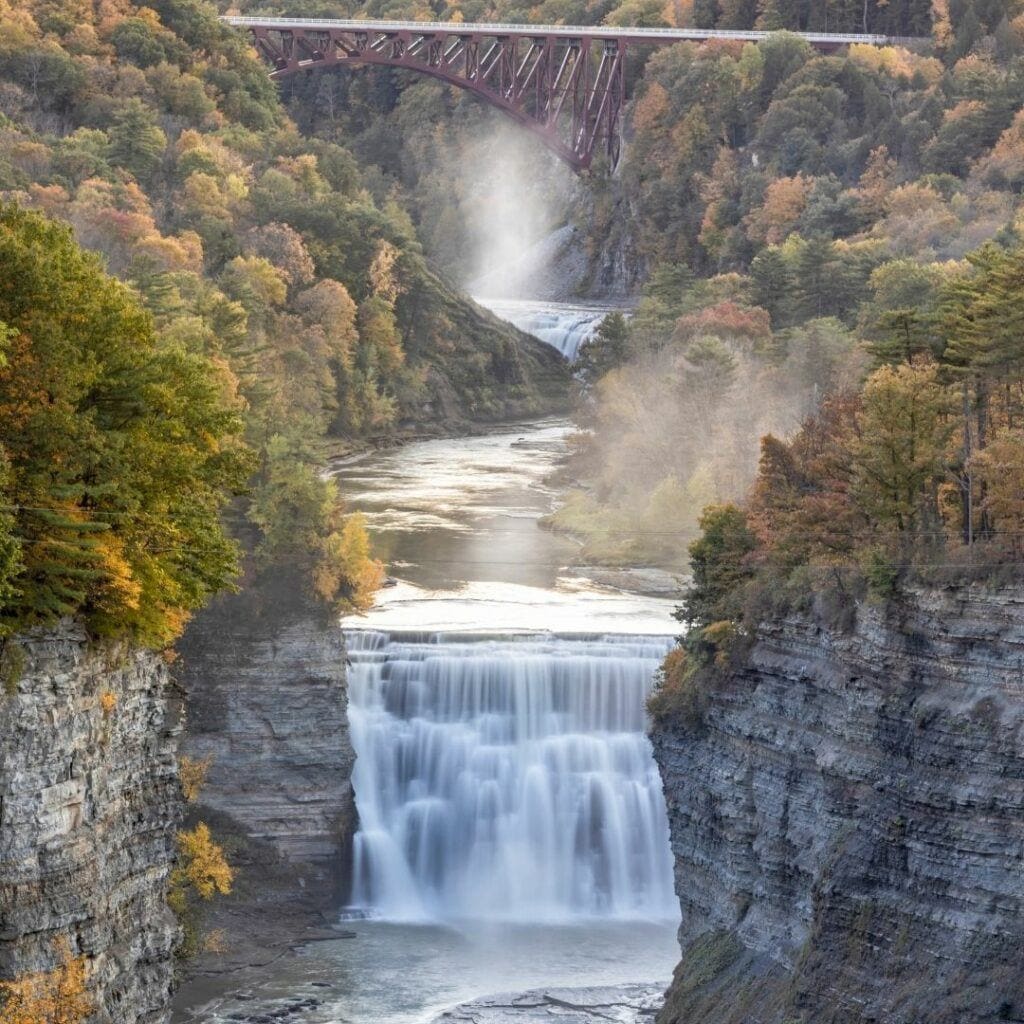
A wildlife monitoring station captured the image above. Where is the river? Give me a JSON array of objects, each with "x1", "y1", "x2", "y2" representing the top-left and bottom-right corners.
[{"x1": 174, "y1": 307, "x2": 682, "y2": 1024}]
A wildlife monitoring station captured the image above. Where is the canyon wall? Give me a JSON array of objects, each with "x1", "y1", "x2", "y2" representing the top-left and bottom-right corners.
[
  {"x1": 652, "y1": 586, "x2": 1024, "y2": 1024},
  {"x1": 176, "y1": 588, "x2": 355, "y2": 902},
  {"x1": 0, "y1": 622, "x2": 181, "y2": 1024}
]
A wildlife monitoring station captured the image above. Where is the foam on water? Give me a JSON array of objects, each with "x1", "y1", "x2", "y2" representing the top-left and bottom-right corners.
[
  {"x1": 477, "y1": 298, "x2": 611, "y2": 360},
  {"x1": 346, "y1": 630, "x2": 678, "y2": 924}
]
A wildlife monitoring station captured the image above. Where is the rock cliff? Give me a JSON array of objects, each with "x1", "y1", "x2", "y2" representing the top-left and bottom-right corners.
[
  {"x1": 652, "y1": 586, "x2": 1024, "y2": 1024},
  {"x1": 0, "y1": 622, "x2": 181, "y2": 1024},
  {"x1": 176, "y1": 589, "x2": 355, "y2": 901}
]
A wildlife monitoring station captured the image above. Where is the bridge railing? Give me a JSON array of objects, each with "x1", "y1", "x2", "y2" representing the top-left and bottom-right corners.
[{"x1": 221, "y1": 16, "x2": 921, "y2": 47}]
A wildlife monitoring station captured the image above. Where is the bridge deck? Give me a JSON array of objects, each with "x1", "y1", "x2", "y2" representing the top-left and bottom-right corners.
[{"x1": 222, "y1": 16, "x2": 921, "y2": 47}]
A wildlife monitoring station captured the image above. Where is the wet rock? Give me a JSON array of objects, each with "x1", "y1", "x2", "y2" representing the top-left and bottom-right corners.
[{"x1": 433, "y1": 983, "x2": 664, "y2": 1023}]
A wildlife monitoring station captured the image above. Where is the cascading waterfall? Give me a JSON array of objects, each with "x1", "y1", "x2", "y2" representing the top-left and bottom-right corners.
[
  {"x1": 346, "y1": 630, "x2": 677, "y2": 923},
  {"x1": 476, "y1": 299, "x2": 610, "y2": 361}
]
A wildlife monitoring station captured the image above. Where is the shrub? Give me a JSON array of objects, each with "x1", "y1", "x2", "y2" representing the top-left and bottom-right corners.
[
  {"x1": 0, "y1": 938, "x2": 91, "y2": 1024},
  {"x1": 178, "y1": 755, "x2": 212, "y2": 803},
  {"x1": 861, "y1": 545, "x2": 900, "y2": 600},
  {"x1": 647, "y1": 647, "x2": 708, "y2": 728},
  {"x1": 168, "y1": 822, "x2": 233, "y2": 960}
]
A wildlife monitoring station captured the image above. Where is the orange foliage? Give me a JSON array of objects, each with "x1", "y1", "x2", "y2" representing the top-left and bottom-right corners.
[
  {"x1": 974, "y1": 109, "x2": 1024, "y2": 188},
  {"x1": 0, "y1": 939, "x2": 92, "y2": 1024},
  {"x1": 672, "y1": 301, "x2": 772, "y2": 347},
  {"x1": 745, "y1": 174, "x2": 812, "y2": 245},
  {"x1": 632, "y1": 82, "x2": 670, "y2": 138}
]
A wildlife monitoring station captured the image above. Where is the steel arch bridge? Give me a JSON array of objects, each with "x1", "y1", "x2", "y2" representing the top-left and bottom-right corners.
[{"x1": 224, "y1": 16, "x2": 920, "y2": 172}]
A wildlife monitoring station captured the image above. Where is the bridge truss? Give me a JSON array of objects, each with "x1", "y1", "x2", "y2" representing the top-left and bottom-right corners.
[{"x1": 225, "y1": 17, "x2": 916, "y2": 172}]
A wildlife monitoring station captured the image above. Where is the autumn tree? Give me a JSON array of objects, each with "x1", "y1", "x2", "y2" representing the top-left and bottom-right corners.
[
  {"x1": 0, "y1": 204, "x2": 252, "y2": 644},
  {"x1": 851, "y1": 362, "x2": 952, "y2": 537},
  {"x1": 0, "y1": 939, "x2": 91, "y2": 1024}
]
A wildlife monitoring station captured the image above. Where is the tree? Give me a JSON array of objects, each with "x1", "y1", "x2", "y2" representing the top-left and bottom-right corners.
[
  {"x1": 576, "y1": 312, "x2": 629, "y2": 387},
  {"x1": 314, "y1": 512, "x2": 386, "y2": 613},
  {"x1": 679, "y1": 503, "x2": 758, "y2": 628},
  {"x1": 852, "y1": 362, "x2": 951, "y2": 536},
  {"x1": 970, "y1": 427, "x2": 1024, "y2": 550},
  {"x1": 106, "y1": 99, "x2": 167, "y2": 182},
  {"x1": 0, "y1": 939, "x2": 91, "y2": 1024},
  {"x1": 750, "y1": 247, "x2": 794, "y2": 327},
  {"x1": 0, "y1": 204, "x2": 252, "y2": 644}
]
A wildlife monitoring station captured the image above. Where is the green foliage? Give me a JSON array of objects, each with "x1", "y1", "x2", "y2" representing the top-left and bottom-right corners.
[
  {"x1": 107, "y1": 100, "x2": 168, "y2": 182},
  {"x1": 861, "y1": 545, "x2": 901, "y2": 599},
  {"x1": 680, "y1": 504, "x2": 758, "y2": 630},
  {"x1": 576, "y1": 312, "x2": 629, "y2": 388},
  {"x1": 0, "y1": 0, "x2": 570, "y2": 630},
  {"x1": 0, "y1": 204, "x2": 252, "y2": 644},
  {"x1": 647, "y1": 646, "x2": 706, "y2": 727},
  {"x1": 851, "y1": 362, "x2": 952, "y2": 534}
]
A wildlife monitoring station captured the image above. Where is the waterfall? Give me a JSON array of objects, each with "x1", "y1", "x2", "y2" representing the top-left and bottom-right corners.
[
  {"x1": 476, "y1": 299, "x2": 610, "y2": 361},
  {"x1": 346, "y1": 630, "x2": 677, "y2": 923}
]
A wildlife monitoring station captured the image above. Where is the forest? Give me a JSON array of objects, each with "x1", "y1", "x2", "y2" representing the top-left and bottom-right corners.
[
  {"x1": 0, "y1": 0, "x2": 567, "y2": 642},
  {"x1": 545, "y1": 4, "x2": 1024, "y2": 577},
  {"x1": 0, "y1": 0, "x2": 1022, "y2": 636}
]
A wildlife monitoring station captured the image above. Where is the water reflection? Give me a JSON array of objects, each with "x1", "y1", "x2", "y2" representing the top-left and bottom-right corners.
[{"x1": 330, "y1": 420, "x2": 677, "y2": 635}]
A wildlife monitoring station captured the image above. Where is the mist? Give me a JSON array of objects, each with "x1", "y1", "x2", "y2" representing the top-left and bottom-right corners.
[
  {"x1": 551, "y1": 313, "x2": 866, "y2": 570},
  {"x1": 457, "y1": 124, "x2": 576, "y2": 299}
]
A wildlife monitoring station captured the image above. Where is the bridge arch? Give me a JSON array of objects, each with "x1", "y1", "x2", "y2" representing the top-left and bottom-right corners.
[{"x1": 225, "y1": 18, "x2": 921, "y2": 172}]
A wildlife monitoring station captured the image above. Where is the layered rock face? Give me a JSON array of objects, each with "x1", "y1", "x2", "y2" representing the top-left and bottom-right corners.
[
  {"x1": 177, "y1": 593, "x2": 355, "y2": 898},
  {"x1": 0, "y1": 622, "x2": 181, "y2": 1024},
  {"x1": 652, "y1": 586, "x2": 1024, "y2": 1024}
]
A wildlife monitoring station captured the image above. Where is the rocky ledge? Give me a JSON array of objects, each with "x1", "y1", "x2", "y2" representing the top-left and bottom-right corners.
[
  {"x1": 651, "y1": 585, "x2": 1024, "y2": 1024},
  {"x1": 433, "y1": 984, "x2": 664, "y2": 1023},
  {"x1": 0, "y1": 622, "x2": 181, "y2": 1024}
]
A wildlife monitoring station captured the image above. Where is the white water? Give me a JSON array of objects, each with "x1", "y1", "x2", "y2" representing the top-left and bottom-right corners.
[
  {"x1": 347, "y1": 631, "x2": 677, "y2": 924},
  {"x1": 477, "y1": 298, "x2": 610, "y2": 360}
]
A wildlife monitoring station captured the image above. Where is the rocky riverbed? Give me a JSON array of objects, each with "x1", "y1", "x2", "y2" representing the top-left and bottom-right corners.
[{"x1": 433, "y1": 984, "x2": 664, "y2": 1023}]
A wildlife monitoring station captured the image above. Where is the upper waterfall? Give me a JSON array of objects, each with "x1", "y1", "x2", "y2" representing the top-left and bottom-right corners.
[
  {"x1": 346, "y1": 630, "x2": 678, "y2": 924},
  {"x1": 477, "y1": 298, "x2": 612, "y2": 360}
]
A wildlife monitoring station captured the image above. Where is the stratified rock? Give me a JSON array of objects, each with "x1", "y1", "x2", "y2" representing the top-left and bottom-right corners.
[
  {"x1": 0, "y1": 621, "x2": 181, "y2": 1023},
  {"x1": 176, "y1": 590, "x2": 355, "y2": 899},
  {"x1": 651, "y1": 585, "x2": 1024, "y2": 1024}
]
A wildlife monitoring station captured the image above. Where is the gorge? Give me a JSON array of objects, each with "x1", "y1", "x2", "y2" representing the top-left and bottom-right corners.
[{"x1": 4, "y1": 1, "x2": 1024, "y2": 1021}]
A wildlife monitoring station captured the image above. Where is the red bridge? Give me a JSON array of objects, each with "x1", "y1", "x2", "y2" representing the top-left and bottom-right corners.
[{"x1": 225, "y1": 17, "x2": 920, "y2": 171}]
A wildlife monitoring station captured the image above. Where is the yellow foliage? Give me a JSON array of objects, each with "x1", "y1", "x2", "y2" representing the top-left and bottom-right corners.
[
  {"x1": 93, "y1": 532, "x2": 142, "y2": 616},
  {"x1": 931, "y1": 0, "x2": 953, "y2": 49},
  {"x1": 202, "y1": 929, "x2": 228, "y2": 954},
  {"x1": 632, "y1": 81, "x2": 670, "y2": 138},
  {"x1": 369, "y1": 240, "x2": 401, "y2": 303},
  {"x1": 314, "y1": 513, "x2": 385, "y2": 614},
  {"x1": 172, "y1": 823, "x2": 233, "y2": 901},
  {"x1": 848, "y1": 44, "x2": 941, "y2": 83},
  {"x1": 0, "y1": 939, "x2": 92, "y2": 1024},
  {"x1": 745, "y1": 174, "x2": 811, "y2": 245},
  {"x1": 971, "y1": 429, "x2": 1024, "y2": 546},
  {"x1": 178, "y1": 755, "x2": 212, "y2": 803}
]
